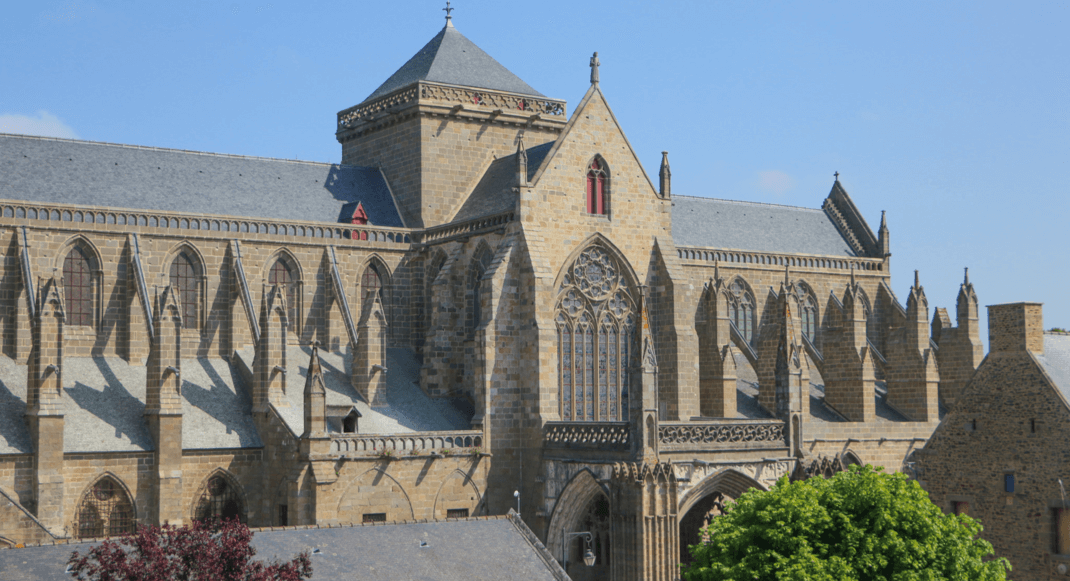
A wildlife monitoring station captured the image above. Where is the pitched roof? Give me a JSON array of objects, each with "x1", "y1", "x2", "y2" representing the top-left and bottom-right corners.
[
  {"x1": 1038, "y1": 333, "x2": 1070, "y2": 402},
  {"x1": 0, "y1": 355, "x2": 262, "y2": 455},
  {"x1": 0, "y1": 513, "x2": 568, "y2": 581},
  {"x1": 0, "y1": 133, "x2": 404, "y2": 227},
  {"x1": 672, "y1": 196, "x2": 858, "y2": 256},
  {"x1": 452, "y1": 141, "x2": 554, "y2": 223},
  {"x1": 363, "y1": 22, "x2": 544, "y2": 103}
]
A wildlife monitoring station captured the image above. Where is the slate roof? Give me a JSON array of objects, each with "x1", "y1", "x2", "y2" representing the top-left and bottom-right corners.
[
  {"x1": 0, "y1": 355, "x2": 262, "y2": 455},
  {"x1": 363, "y1": 22, "x2": 545, "y2": 103},
  {"x1": 232, "y1": 345, "x2": 472, "y2": 436},
  {"x1": 672, "y1": 196, "x2": 857, "y2": 256},
  {"x1": 0, "y1": 513, "x2": 567, "y2": 581},
  {"x1": 1039, "y1": 333, "x2": 1070, "y2": 402},
  {"x1": 0, "y1": 133, "x2": 404, "y2": 227},
  {"x1": 452, "y1": 141, "x2": 554, "y2": 223}
]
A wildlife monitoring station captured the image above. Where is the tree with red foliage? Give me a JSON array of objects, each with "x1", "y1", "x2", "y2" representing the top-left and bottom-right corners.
[{"x1": 67, "y1": 518, "x2": 312, "y2": 581}]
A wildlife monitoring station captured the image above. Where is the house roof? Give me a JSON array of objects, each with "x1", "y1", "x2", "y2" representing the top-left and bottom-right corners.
[
  {"x1": 452, "y1": 141, "x2": 554, "y2": 223},
  {"x1": 0, "y1": 513, "x2": 567, "y2": 581},
  {"x1": 363, "y1": 22, "x2": 545, "y2": 104},
  {"x1": 672, "y1": 196, "x2": 858, "y2": 257},
  {"x1": 0, "y1": 133, "x2": 404, "y2": 227},
  {"x1": 1039, "y1": 333, "x2": 1070, "y2": 402}
]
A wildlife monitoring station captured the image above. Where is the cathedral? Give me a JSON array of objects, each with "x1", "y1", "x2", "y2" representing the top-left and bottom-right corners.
[{"x1": 0, "y1": 15, "x2": 985, "y2": 580}]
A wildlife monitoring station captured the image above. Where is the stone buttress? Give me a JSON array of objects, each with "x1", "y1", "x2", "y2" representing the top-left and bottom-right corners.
[
  {"x1": 353, "y1": 292, "x2": 387, "y2": 406},
  {"x1": 884, "y1": 272, "x2": 940, "y2": 422},
  {"x1": 25, "y1": 277, "x2": 65, "y2": 532},
  {"x1": 821, "y1": 273, "x2": 877, "y2": 421},
  {"x1": 144, "y1": 286, "x2": 184, "y2": 524},
  {"x1": 698, "y1": 266, "x2": 737, "y2": 418}
]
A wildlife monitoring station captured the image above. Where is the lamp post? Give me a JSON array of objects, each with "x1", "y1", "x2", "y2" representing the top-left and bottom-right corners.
[{"x1": 563, "y1": 530, "x2": 597, "y2": 572}]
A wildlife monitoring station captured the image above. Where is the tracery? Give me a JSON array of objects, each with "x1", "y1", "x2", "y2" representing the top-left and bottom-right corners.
[
  {"x1": 556, "y1": 245, "x2": 635, "y2": 422},
  {"x1": 76, "y1": 477, "x2": 134, "y2": 539},
  {"x1": 727, "y1": 278, "x2": 755, "y2": 344}
]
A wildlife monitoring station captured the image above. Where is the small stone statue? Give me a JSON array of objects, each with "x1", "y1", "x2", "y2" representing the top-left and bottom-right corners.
[{"x1": 590, "y1": 52, "x2": 600, "y2": 84}]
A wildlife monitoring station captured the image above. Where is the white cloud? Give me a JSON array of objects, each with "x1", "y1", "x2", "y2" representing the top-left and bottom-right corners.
[
  {"x1": 757, "y1": 170, "x2": 795, "y2": 196},
  {"x1": 0, "y1": 111, "x2": 79, "y2": 139}
]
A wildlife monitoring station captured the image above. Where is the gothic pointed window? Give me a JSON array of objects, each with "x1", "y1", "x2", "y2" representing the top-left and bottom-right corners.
[
  {"x1": 169, "y1": 251, "x2": 200, "y2": 330},
  {"x1": 556, "y1": 245, "x2": 634, "y2": 421},
  {"x1": 63, "y1": 246, "x2": 93, "y2": 327},
  {"x1": 194, "y1": 474, "x2": 245, "y2": 524},
  {"x1": 796, "y1": 283, "x2": 818, "y2": 343},
  {"x1": 728, "y1": 278, "x2": 755, "y2": 345},
  {"x1": 268, "y1": 257, "x2": 298, "y2": 331},
  {"x1": 75, "y1": 477, "x2": 135, "y2": 539},
  {"x1": 468, "y1": 246, "x2": 494, "y2": 334},
  {"x1": 585, "y1": 157, "x2": 609, "y2": 215},
  {"x1": 361, "y1": 264, "x2": 382, "y2": 304}
]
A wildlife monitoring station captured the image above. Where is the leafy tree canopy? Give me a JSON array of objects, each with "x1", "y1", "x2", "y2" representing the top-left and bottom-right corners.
[
  {"x1": 68, "y1": 518, "x2": 312, "y2": 581},
  {"x1": 682, "y1": 465, "x2": 1009, "y2": 581}
]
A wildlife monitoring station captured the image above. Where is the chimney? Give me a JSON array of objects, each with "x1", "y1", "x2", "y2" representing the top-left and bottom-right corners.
[{"x1": 988, "y1": 303, "x2": 1044, "y2": 355}]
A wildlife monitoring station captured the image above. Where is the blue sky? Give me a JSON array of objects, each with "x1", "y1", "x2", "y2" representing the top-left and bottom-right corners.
[{"x1": 1, "y1": 1, "x2": 1067, "y2": 343}]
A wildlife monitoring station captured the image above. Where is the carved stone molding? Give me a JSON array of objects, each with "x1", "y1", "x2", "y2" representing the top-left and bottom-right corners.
[
  {"x1": 543, "y1": 422, "x2": 629, "y2": 450},
  {"x1": 658, "y1": 421, "x2": 787, "y2": 451}
]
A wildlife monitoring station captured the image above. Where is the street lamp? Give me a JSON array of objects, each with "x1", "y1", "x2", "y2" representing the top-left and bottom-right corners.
[{"x1": 563, "y1": 530, "x2": 597, "y2": 570}]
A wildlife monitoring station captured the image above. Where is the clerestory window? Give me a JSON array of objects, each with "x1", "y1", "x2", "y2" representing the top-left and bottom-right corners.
[
  {"x1": 63, "y1": 246, "x2": 94, "y2": 327},
  {"x1": 728, "y1": 278, "x2": 755, "y2": 345},
  {"x1": 169, "y1": 251, "x2": 200, "y2": 330}
]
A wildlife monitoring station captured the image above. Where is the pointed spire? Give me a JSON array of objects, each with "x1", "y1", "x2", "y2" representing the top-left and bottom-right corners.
[
  {"x1": 877, "y1": 210, "x2": 890, "y2": 257},
  {"x1": 659, "y1": 151, "x2": 671, "y2": 198},
  {"x1": 303, "y1": 344, "x2": 327, "y2": 438},
  {"x1": 712, "y1": 257, "x2": 720, "y2": 284},
  {"x1": 589, "y1": 52, "x2": 600, "y2": 85},
  {"x1": 515, "y1": 138, "x2": 528, "y2": 187},
  {"x1": 879, "y1": 210, "x2": 888, "y2": 230},
  {"x1": 305, "y1": 345, "x2": 324, "y2": 395}
]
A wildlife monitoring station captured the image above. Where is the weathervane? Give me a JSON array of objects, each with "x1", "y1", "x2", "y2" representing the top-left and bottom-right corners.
[{"x1": 443, "y1": 1, "x2": 454, "y2": 22}]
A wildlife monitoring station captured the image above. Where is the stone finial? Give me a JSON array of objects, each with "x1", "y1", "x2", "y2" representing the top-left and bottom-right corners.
[
  {"x1": 659, "y1": 151, "x2": 671, "y2": 198},
  {"x1": 878, "y1": 210, "x2": 890, "y2": 257},
  {"x1": 879, "y1": 210, "x2": 888, "y2": 231},
  {"x1": 443, "y1": 1, "x2": 454, "y2": 23},
  {"x1": 590, "y1": 52, "x2": 600, "y2": 85},
  {"x1": 515, "y1": 138, "x2": 528, "y2": 187},
  {"x1": 963, "y1": 267, "x2": 970, "y2": 286},
  {"x1": 914, "y1": 269, "x2": 920, "y2": 290}
]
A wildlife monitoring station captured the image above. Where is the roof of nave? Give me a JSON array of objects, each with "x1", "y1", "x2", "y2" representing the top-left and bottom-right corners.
[
  {"x1": 362, "y1": 21, "x2": 546, "y2": 104},
  {"x1": 232, "y1": 345, "x2": 473, "y2": 435},
  {"x1": 671, "y1": 195, "x2": 858, "y2": 257},
  {"x1": 0, "y1": 133, "x2": 405, "y2": 227},
  {"x1": 1038, "y1": 332, "x2": 1070, "y2": 402},
  {"x1": 451, "y1": 141, "x2": 554, "y2": 223},
  {"x1": 0, "y1": 513, "x2": 566, "y2": 581},
  {"x1": 0, "y1": 355, "x2": 262, "y2": 455}
]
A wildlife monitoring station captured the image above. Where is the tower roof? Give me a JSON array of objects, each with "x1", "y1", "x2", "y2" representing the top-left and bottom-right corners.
[{"x1": 362, "y1": 22, "x2": 545, "y2": 103}]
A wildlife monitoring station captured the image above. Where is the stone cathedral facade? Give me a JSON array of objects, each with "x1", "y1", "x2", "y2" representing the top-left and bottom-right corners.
[{"x1": 0, "y1": 18, "x2": 986, "y2": 581}]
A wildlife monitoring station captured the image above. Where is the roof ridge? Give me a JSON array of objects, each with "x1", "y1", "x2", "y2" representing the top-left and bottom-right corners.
[
  {"x1": 673, "y1": 194, "x2": 824, "y2": 213},
  {"x1": 0, "y1": 132, "x2": 361, "y2": 169}
]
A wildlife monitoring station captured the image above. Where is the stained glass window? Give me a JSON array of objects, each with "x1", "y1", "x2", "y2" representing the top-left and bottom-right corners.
[
  {"x1": 556, "y1": 246, "x2": 635, "y2": 421},
  {"x1": 63, "y1": 247, "x2": 93, "y2": 327},
  {"x1": 268, "y1": 258, "x2": 296, "y2": 328},
  {"x1": 728, "y1": 279, "x2": 755, "y2": 345},
  {"x1": 585, "y1": 158, "x2": 609, "y2": 215},
  {"x1": 170, "y1": 252, "x2": 199, "y2": 330}
]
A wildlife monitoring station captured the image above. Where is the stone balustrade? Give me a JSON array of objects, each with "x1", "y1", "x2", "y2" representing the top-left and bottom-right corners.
[
  {"x1": 543, "y1": 422, "x2": 630, "y2": 450},
  {"x1": 419, "y1": 212, "x2": 515, "y2": 245},
  {"x1": 676, "y1": 246, "x2": 883, "y2": 273},
  {"x1": 338, "y1": 82, "x2": 567, "y2": 130},
  {"x1": 330, "y1": 431, "x2": 483, "y2": 456},
  {"x1": 658, "y1": 419, "x2": 787, "y2": 452},
  {"x1": 0, "y1": 199, "x2": 411, "y2": 246}
]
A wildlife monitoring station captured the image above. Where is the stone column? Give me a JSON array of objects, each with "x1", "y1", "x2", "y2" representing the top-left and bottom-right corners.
[{"x1": 610, "y1": 462, "x2": 679, "y2": 581}]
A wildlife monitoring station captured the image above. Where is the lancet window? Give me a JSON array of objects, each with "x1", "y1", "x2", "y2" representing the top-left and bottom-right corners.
[
  {"x1": 585, "y1": 157, "x2": 609, "y2": 215},
  {"x1": 795, "y1": 283, "x2": 818, "y2": 342},
  {"x1": 169, "y1": 251, "x2": 200, "y2": 330},
  {"x1": 194, "y1": 474, "x2": 245, "y2": 523},
  {"x1": 76, "y1": 477, "x2": 134, "y2": 539},
  {"x1": 268, "y1": 257, "x2": 298, "y2": 330},
  {"x1": 556, "y1": 245, "x2": 635, "y2": 422},
  {"x1": 361, "y1": 264, "x2": 382, "y2": 304},
  {"x1": 63, "y1": 246, "x2": 94, "y2": 327},
  {"x1": 468, "y1": 246, "x2": 494, "y2": 334},
  {"x1": 728, "y1": 278, "x2": 755, "y2": 345}
]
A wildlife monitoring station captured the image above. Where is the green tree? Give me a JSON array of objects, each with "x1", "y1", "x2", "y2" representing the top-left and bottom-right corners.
[{"x1": 682, "y1": 465, "x2": 1009, "y2": 581}]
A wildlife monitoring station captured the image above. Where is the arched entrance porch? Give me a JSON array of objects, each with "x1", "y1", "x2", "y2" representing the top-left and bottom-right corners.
[{"x1": 677, "y1": 468, "x2": 766, "y2": 565}]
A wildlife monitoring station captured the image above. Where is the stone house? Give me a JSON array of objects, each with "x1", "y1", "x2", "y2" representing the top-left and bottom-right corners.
[
  {"x1": 0, "y1": 15, "x2": 982, "y2": 580},
  {"x1": 917, "y1": 303, "x2": 1070, "y2": 581}
]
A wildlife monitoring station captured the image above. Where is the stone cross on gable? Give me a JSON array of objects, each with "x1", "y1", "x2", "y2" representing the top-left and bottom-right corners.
[
  {"x1": 590, "y1": 52, "x2": 600, "y2": 84},
  {"x1": 443, "y1": 1, "x2": 453, "y2": 21}
]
